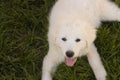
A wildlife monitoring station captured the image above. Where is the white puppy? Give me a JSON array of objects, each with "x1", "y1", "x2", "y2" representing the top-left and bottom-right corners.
[{"x1": 41, "y1": 0, "x2": 120, "y2": 80}]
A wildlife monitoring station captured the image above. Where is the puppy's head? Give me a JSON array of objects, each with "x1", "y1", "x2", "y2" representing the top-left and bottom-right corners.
[{"x1": 55, "y1": 21, "x2": 96, "y2": 67}]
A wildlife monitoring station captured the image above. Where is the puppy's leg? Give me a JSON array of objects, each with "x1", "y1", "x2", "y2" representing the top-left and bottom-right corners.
[
  {"x1": 101, "y1": 1, "x2": 120, "y2": 21},
  {"x1": 41, "y1": 48, "x2": 64, "y2": 80},
  {"x1": 87, "y1": 44, "x2": 107, "y2": 80}
]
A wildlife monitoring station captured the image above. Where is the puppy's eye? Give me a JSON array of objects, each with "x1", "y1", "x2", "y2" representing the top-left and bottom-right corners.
[
  {"x1": 76, "y1": 38, "x2": 81, "y2": 42},
  {"x1": 62, "y1": 37, "x2": 67, "y2": 41}
]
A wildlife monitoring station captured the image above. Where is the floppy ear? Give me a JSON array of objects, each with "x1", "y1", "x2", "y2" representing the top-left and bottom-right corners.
[
  {"x1": 84, "y1": 28, "x2": 97, "y2": 47},
  {"x1": 48, "y1": 26, "x2": 59, "y2": 46}
]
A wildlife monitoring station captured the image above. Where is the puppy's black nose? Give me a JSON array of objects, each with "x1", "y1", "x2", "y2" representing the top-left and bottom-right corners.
[{"x1": 66, "y1": 51, "x2": 74, "y2": 58}]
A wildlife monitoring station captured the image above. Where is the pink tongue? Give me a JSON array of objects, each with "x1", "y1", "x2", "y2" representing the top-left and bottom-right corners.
[{"x1": 65, "y1": 58, "x2": 77, "y2": 67}]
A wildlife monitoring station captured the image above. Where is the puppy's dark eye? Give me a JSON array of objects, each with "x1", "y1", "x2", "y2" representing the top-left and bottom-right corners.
[
  {"x1": 62, "y1": 37, "x2": 67, "y2": 41},
  {"x1": 76, "y1": 38, "x2": 81, "y2": 42}
]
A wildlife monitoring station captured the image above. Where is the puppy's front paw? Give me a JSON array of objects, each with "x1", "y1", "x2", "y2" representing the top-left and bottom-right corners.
[
  {"x1": 41, "y1": 73, "x2": 52, "y2": 80},
  {"x1": 96, "y1": 69, "x2": 107, "y2": 80}
]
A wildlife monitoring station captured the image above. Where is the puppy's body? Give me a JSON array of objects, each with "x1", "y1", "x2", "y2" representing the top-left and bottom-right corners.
[{"x1": 42, "y1": 0, "x2": 120, "y2": 80}]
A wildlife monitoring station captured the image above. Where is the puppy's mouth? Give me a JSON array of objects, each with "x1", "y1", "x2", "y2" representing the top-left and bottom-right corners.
[{"x1": 65, "y1": 57, "x2": 77, "y2": 67}]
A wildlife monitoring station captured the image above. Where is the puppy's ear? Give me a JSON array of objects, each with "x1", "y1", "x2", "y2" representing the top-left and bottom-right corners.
[
  {"x1": 85, "y1": 28, "x2": 97, "y2": 47},
  {"x1": 48, "y1": 28, "x2": 59, "y2": 46}
]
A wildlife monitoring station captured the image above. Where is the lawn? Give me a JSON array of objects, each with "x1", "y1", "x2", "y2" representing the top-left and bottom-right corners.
[{"x1": 0, "y1": 0, "x2": 120, "y2": 80}]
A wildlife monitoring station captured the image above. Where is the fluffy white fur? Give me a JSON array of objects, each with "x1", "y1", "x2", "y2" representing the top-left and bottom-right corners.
[{"x1": 42, "y1": 0, "x2": 120, "y2": 80}]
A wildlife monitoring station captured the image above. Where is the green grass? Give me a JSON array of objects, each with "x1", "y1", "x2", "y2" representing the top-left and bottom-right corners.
[{"x1": 0, "y1": 0, "x2": 120, "y2": 80}]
